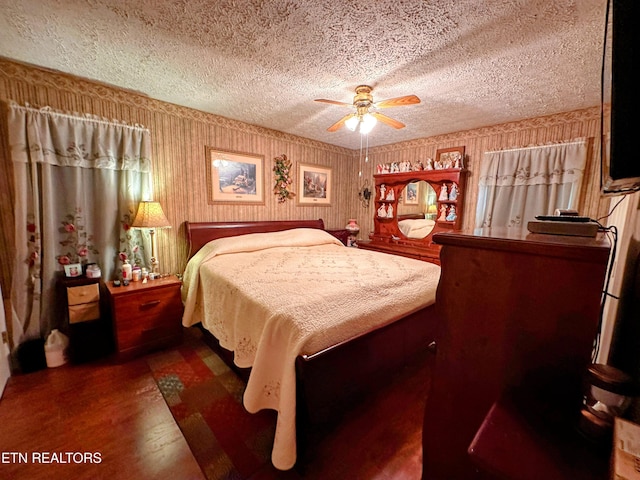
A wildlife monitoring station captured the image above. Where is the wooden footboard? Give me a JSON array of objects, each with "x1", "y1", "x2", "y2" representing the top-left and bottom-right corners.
[{"x1": 294, "y1": 304, "x2": 438, "y2": 460}]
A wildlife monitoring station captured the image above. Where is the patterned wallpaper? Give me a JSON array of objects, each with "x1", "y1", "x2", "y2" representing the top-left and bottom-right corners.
[{"x1": 0, "y1": 58, "x2": 607, "y2": 299}]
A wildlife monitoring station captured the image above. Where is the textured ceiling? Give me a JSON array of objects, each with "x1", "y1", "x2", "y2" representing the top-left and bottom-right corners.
[{"x1": 0, "y1": 0, "x2": 607, "y2": 149}]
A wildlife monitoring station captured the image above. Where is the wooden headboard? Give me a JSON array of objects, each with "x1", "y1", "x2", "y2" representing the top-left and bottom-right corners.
[{"x1": 185, "y1": 219, "x2": 325, "y2": 259}]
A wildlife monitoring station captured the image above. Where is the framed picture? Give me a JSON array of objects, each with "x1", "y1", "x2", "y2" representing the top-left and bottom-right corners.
[
  {"x1": 206, "y1": 147, "x2": 265, "y2": 204},
  {"x1": 435, "y1": 146, "x2": 465, "y2": 170},
  {"x1": 404, "y1": 182, "x2": 419, "y2": 205},
  {"x1": 64, "y1": 263, "x2": 82, "y2": 278},
  {"x1": 298, "y1": 163, "x2": 332, "y2": 206}
]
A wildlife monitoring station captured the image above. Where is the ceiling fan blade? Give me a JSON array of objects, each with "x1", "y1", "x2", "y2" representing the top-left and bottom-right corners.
[
  {"x1": 374, "y1": 94, "x2": 421, "y2": 109},
  {"x1": 327, "y1": 113, "x2": 355, "y2": 132},
  {"x1": 371, "y1": 112, "x2": 406, "y2": 129},
  {"x1": 314, "y1": 99, "x2": 353, "y2": 107}
]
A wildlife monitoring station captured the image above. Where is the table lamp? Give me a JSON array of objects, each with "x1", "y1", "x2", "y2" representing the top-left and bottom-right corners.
[
  {"x1": 132, "y1": 201, "x2": 171, "y2": 276},
  {"x1": 426, "y1": 204, "x2": 437, "y2": 220}
]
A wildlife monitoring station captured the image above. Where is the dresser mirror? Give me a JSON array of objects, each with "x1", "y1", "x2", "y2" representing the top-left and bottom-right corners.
[{"x1": 397, "y1": 181, "x2": 438, "y2": 239}]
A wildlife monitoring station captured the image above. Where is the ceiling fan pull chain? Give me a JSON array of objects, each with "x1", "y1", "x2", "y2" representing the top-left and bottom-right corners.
[{"x1": 359, "y1": 133, "x2": 364, "y2": 177}]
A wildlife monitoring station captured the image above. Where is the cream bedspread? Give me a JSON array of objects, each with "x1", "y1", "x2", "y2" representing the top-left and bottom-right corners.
[
  {"x1": 398, "y1": 218, "x2": 435, "y2": 238},
  {"x1": 181, "y1": 228, "x2": 441, "y2": 470}
]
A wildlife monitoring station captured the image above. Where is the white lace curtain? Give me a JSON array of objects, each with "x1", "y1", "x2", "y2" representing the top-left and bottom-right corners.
[
  {"x1": 8, "y1": 103, "x2": 153, "y2": 347},
  {"x1": 475, "y1": 140, "x2": 588, "y2": 228}
]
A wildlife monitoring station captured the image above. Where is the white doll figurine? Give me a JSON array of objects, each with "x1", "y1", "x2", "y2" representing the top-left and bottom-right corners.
[
  {"x1": 425, "y1": 158, "x2": 434, "y2": 170},
  {"x1": 453, "y1": 153, "x2": 462, "y2": 169},
  {"x1": 439, "y1": 184, "x2": 449, "y2": 201},
  {"x1": 438, "y1": 205, "x2": 448, "y2": 222},
  {"x1": 446, "y1": 205, "x2": 457, "y2": 222},
  {"x1": 449, "y1": 183, "x2": 459, "y2": 201},
  {"x1": 379, "y1": 184, "x2": 386, "y2": 200},
  {"x1": 386, "y1": 189, "x2": 395, "y2": 201},
  {"x1": 387, "y1": 204, "x2": 394, "y2": 218},
  {"x1": 378, "y1": 204, "x2": 387, "y2": 218}
]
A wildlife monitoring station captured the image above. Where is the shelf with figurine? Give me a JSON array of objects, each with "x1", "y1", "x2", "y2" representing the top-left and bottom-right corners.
[{"x1": 375, "y1": 147, "x2": 464, "y2": 175}]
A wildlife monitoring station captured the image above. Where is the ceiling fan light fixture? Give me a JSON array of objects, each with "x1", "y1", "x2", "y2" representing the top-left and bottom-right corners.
[
  {"x1": 360, "y1": 112, "x2": 377, "y2": 134},
  {"x1": 345, "y1": 115, "x2": 359, "y2": 131},
  {"x1": 316, "y1": 85, "x2": 418, "y2": 133}
]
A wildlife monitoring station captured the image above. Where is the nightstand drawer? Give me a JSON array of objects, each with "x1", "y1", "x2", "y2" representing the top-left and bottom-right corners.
[
  {"x1": 67, "y1": 283, "x2": 100, "y2": 305},
  {"x1": 68, "y1": 301, "x2": 100, "y2": 323},
  {"x1": 116, "y1": 313, "x2": 182, "y2": 351},
  {"x1": 112, "y1": 286, "x2": 182, "y2": 319}
]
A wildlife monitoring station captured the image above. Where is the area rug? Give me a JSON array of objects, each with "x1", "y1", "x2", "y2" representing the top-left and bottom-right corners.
[
  {"x1": 147, "y1": 326, "x2": 429, "y2": 480},
  {"x1": 146, "y1": 327, "x2": 277, "y2": 480}
]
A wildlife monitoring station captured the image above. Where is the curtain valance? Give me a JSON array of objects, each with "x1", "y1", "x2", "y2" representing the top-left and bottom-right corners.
[
  {"x1": 478, "y1": 140, "x2": 587, "y2": 188},
  {"x1": 8, "y1": 103, "x2": 151, "y2": 172}
]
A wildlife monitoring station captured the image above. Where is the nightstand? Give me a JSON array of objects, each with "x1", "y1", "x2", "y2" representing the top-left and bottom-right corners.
[
  {"x1": 57, "y1": 274, "x2": 113, "y2": 363},
  {"x1": 105, "y1": 275, "x2": 184, "y2": 361}
]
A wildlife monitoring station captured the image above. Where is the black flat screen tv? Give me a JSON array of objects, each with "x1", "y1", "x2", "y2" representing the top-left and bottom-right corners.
[{"x1": 601, "y1": 0, "x2": 640, "y2": 196}]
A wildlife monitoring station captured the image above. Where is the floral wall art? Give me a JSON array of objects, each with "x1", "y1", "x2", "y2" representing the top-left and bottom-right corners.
[{"x1": 273, "y1": 154, "x2": 295, "y2": 203}]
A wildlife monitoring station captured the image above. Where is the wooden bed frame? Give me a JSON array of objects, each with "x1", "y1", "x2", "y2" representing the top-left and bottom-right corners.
[{"x1": 184, "y1": 219, "x2": 439, "y2": 466}]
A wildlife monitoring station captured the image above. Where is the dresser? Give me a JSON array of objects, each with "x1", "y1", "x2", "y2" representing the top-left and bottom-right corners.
[
  {"x1": 106, "y1": 275, "x2": 184, "y2": 361},
  {"x1": 358, "y1": 168, "x2": 467, "y2": 264},
  {"x1": 422, "y1": 228, "x2": 611, "y2": 479}
]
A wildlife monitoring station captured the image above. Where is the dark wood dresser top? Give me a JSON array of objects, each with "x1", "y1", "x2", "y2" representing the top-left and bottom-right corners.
[{"x1": 434, "y1": 227, "x2": 611, "y2": 263}]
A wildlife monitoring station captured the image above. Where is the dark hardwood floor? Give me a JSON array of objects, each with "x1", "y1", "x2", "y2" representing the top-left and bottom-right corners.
[{"x1": 0, "y1": 333, "x2": 429, "y2": 480}]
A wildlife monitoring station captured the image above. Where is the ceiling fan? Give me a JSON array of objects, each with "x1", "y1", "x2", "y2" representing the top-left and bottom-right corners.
[{"x1": 315, "y1": 85, "x2": 420, "y2": 133}]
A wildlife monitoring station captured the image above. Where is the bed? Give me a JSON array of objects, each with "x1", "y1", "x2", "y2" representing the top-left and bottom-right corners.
[{"x1": 181, "y1": 219, "x2": 441, "y2": 470}]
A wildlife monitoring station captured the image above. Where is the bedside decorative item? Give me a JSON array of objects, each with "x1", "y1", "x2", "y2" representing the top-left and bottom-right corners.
[
  {"x1": 85, "y1": 264, "x2": 101, "y2": 278},
  {"x1": 273, "y1": 154, "x2": 295, "y2": 203},
  {"x1": 132, "y1": 201, "x2": 172, "y2": 275},
  {"x1": 63, "y1": 263, "x2": 82, "y2": 278},
  {"x1": 345, "y1": 219, "x2": 360, "y2": 247},
  {"x1": 121, "y1": 259, "x2": 132, "y2": 281}
]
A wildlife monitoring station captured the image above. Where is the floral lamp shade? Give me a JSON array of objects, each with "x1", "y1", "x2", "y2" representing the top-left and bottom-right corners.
[{"x1": 132, "y1": 201, "x2": 171, "y2": 230}]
